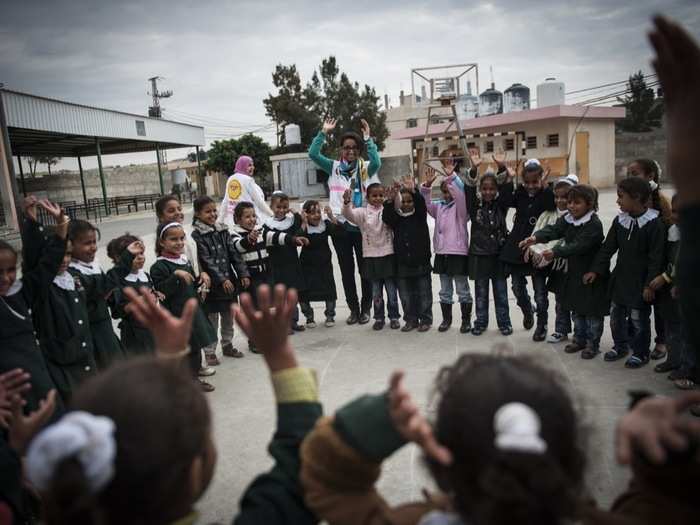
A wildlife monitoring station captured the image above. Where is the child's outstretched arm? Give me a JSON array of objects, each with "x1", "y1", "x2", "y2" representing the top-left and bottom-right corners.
[
  {"x1": 361, "y1": 119, "x2": 382, "y2": 177},
  {"x1": 341, "y1": 189, "x2": 365, "y2": 225},
  {"x1": 232, "y1": 285, "x2": 322, "y2": 525},
  {"x1": 300, "y1": 370, "x2": 450, "y2": 524}
]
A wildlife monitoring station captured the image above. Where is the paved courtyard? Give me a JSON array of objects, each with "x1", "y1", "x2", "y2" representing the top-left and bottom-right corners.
[{"x1": 92, "y1": 187, "x2": 676, "y2": 523}]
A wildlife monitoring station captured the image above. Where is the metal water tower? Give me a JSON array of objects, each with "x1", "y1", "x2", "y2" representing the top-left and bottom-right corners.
[
  {"x1": 503, "y1": 83, "x2": 531, "y2": 112},
  {"x1": 479, "y1": 83, "x2": 503, "y2": 116}
]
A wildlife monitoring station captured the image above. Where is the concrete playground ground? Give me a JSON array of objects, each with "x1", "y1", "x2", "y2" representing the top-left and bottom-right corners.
[{"x1": 91, "y1": 187, "x2": 677, "y2": 523}]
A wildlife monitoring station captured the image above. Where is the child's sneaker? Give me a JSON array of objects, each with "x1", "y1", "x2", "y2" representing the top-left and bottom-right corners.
[
  {"x1": 389, "y1": 319, "x2": 401, "y2": 330},
  {"x1": 564, "y1": 341, "x2": 586, "y2": 354},
  {"x1": 417, "y1": 323, "x2": 431, "y2": 332},
  {"x1": 248, "y1": 341, "x2": 261, "y2": 354},
  {"x1": 373, "y1": 320, "x2": 385, "y2": 330},
  {"x1": 306, "y1": 320, "x2": 317, "y2": 329},
  {"x1": 547, "y1": 332, "x2": 568, "y2": 344},
  {"x1": 325, "y1": 318, "x2": 335, "y2": 328},
  {"x1": 471, "y1": 326, "x2": 485, "y2": 336},
  {"x1": 500, "y1": 326, "x2": 513, "y2": 336},
  {"x1": 222, "y1": 342, "x2": 244, "y2": 358},
  {"x1": 291, "y1": 323, "x2": 306, "y2": 332},
  {"x1": 205, "y1": 353, "x2": 221, "y2": 366},
  {"x1": 581, "y1": 346, "x2": 600, "y2": 360},
  {"x1": 199, "y1": 379, "x2": 215, "y2": 392},
  {"x1": 198, "y1": 366, "x2": 216, "y2": 377},
  {"x1": 625, "y1": 353, "x2": 650, "y2": 369},
  {"x1": 604, "y1": 347, "x2": 629, "y2": 362}
]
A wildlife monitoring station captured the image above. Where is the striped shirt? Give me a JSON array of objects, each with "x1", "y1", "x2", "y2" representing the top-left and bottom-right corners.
[{"x1": 231, "y1": 224, "x2": 291, "y2": 275}]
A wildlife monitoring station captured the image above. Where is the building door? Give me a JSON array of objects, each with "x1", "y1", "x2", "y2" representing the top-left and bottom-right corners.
[{"x1": 575, "y1": 131, "x2": 590, "y2": 184}]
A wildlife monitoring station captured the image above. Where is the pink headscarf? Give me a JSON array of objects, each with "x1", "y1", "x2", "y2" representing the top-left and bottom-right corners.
[{"x1": 234, "y1": 156, "x2": 253, "y2": 175}]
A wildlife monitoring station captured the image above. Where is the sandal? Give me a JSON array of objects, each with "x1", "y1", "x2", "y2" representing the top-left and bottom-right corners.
[
  {"x1": 674, "y1": 378, "x2": 697, "y2": 390},
  {"x1": 581, "y1": 347, "x2": 600, "y2": 360},
  {"x1": 625, "y1": 355, "x2": 649, "y2": 369}
]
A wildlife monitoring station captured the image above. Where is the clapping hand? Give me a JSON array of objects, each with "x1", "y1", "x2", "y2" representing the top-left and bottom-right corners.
[{"x1": 388, "y1": 371, "x2": 452, "y2": 466}]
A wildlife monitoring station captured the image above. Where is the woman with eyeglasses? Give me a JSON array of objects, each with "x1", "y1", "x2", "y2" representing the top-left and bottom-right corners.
[{"x1": 308, "y1": 118, "x2": 382, "y2": 325}]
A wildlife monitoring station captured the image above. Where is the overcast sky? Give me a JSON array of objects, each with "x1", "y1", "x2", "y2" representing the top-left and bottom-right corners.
[{"x1": 2, "y1": 0, "x2": 699, "y2": 170}]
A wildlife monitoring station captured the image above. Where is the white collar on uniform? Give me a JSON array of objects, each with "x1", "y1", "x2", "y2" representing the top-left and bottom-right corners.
[
  {"x1": 668, "y1": 224, "x2": 680, "y2": 242},
  {"x1": 264, "y1": 212, "x2": 295, "y2": 231},
  {"x1": 306, "y1": 220, "x2": 326, "y2": 234},
  {"x1": 125, "y1": 269, "x2": 150, "y2": 283},
  {"x1": 618, "y1": 208, "x2": 659, "y2": 230},
  {"x1": 565, "y1": 210, "x2": 594, "y2": 226},
  {"x1": 557, "y1": 208, "x2": 568, "y2": 217},
  {"x1": 156, "y1": 254, "x2": 189, "y2": 265},
  {"x1": 69, "y1": 259, "x2": 103, "y2": 275},
  {"x1": 4, "y1": 279, "x2": 23, "y2": 297},
  {"x1": 53, "y1": 271, "x2": 76, "y2": 291}
]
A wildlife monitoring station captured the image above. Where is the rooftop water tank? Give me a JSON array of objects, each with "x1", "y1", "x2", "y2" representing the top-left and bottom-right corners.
[
  {"x1": 503, "y1": 83, "x2": 531, "y2": 112},
  {"x1": 479, "y1": 82, "x2": 503, "y2": 116},
  {"x1": 456, "y1": 80, "x2": 479, "y2": 120},
  {"x1": 284, "y1": 124, "x2": 301, "y2": 146},
  {"x1": 537, "y1": 78, "x2": 565, "y2": 108}
]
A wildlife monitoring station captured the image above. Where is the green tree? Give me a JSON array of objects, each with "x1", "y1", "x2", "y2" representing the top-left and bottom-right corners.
[
  {"x1": 205, "y1": 134, "x2": 273, "y2": 188},
  {"x1": 617, "y1": 71, "x2": 664, "y2": 132},
  {"x1": 263, "y1": 56, "x2": 388, "y2": 156}
]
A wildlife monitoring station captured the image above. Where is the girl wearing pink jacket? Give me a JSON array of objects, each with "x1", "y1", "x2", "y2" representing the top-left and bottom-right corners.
[
  {"x1": 420, "y1": 156, "x2": 472, "y2": 333},
  {"x1": 342, "y1": 184, "x2": 400, "y2": 330}
]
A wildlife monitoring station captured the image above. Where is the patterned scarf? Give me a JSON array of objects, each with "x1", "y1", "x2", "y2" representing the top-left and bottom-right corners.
[{"x1": 339, "y1": 157, "x2": 369, "y2": 208}]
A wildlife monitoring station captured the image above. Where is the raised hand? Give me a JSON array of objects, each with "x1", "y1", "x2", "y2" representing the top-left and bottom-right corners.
[
  {"x1": 423, "y1": 166, "x2": 438, "y2": 187},
  {"x1": 124, "y1": 286, "x2": 196, "y2": 356},
  {"x1": 127, "y1": 240, "x2": 145, "y2": 255},
  {"x1": 322, "y1": 118, "x2": 337, "y2": 134},
  {"x1": 385, "y1": 184, "x2": 398, "y2": 203},
  {"x1": 401, "y1": 175, "x2": 416, "y2": 192},
  {"x1": 22, "y1": 196, "x2": 38, "y2": 222},
  {"x1": 492, "y1": 148, "x2": 507, "y2": 168},
  {"x1": 38, "y1": 199, "x2": 63, "y2": 221},
  {"x1": 342, "y1": 188, "x2": 353, "y2": 204},
  {"x1": 360, "y1": 118, "x2": 371, "y2": 140},
  {"x1": 616, "y1": 391, "x2": 700, "y2": 465},
  {"x1": 468, "y1": 148, "x2": 482, "y2": 169},
  {"x1": 541, "y1": 160, "x2": 552, "y2": 183},
  {"x1": 233, "y1": 284, "x2": 299, "y2": 372},
  {"x1": 388, "y1": 371, "x2": 452, "y2": 466},
  {"x1": 8, "y1": 389, "x2": 57, "y2": 454}
]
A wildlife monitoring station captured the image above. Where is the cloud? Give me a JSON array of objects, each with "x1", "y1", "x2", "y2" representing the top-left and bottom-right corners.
[{"x1": 2, "y1": 0, "x2": 699, "y2": 169}]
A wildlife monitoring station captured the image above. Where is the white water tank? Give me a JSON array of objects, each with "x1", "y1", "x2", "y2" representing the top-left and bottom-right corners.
[
  {"x1": 536, "y1": 78, "x2": 565, "y2": 108},
  {"x1": 284, "y1": 124, "x2": 301, "y2": 145}
]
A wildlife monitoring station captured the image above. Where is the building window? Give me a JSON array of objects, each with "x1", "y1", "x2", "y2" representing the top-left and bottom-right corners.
[
  {"x1": 406, "y1": 118, "x2": 418, "y2": 128},
  {"x1": 526, "y1": 136, "x2": 537, "y2": 149},
  {"x1": 432, "y1": 146, "x2": 439, "y2": 157},
  {"x1": 135, "y1": 120, "x2": 146, "y2": 136},
  {"x1": 504, "y1": 138, "x2": 515, "y2": 151},
  {"x1": 546, "y1": 133, "x2": 559, "y2": 147},
  {"x1": 485, "y1": 141, "x2": 494, "y2": 153},
  {"x1": 466, "y1": 142, "x2": 476, "y2": 149}
]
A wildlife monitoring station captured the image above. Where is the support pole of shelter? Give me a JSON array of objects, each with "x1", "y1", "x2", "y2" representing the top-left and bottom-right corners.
[
  {"x1": 156, "y1": 144, "x2": 164, "y2": 195},
  {"x1": 17, "y1": 156, "x2": 26, "y2": 196},
  {"x1": 195, "y1": 146, "x2": 202, "y2": 192},
  {"x1": 77, "y1": 155, "x2": 89, "y2": 220},
  {"x1": 95, "y1": 138, "x2": 109, "y2": 216}
]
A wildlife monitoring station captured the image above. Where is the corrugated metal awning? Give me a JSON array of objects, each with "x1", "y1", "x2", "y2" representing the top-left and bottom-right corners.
[{"x1": 1, "y1": 89, "x2": 205, "y2": 156}]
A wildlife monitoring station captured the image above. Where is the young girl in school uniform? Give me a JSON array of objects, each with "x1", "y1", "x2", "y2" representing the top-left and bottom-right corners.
[
  {"x1": 150, "y1": 222, "x2": 217, "y2": 391},
  {"x1": 67, "y1": 220, "x2": 124, "y2": 370},
  {"x1": 299, "y1": 200, "x2": 339, "y2": 328},
  {"x1": 106, "y1": 234, "x2": 158, "y2": 356},
  {"x1": 0, "y1": 197, "x2": 66, "y2": 412},
  {"x1": 342, "y1": 183, "x2": 401, "y2": 330},
  {"x1": 421, "y1": 155, "x2": 472, "y2": 334}
]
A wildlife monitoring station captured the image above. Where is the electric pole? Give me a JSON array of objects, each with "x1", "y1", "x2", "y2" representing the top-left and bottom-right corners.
[{"x1": 147, "y1": 76, "x2": 173, "y2": 165}]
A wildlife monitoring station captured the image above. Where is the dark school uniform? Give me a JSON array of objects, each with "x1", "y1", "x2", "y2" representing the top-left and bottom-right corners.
[
  {"x1": 499, "y1": 183, "x2": 556, "y2": 274},
  {"x1": 264, "y1": 213, "x2": 306, "y2": 293},
  {"x1": 381, "y1": 189, "x2": 431, "y2": 278},
  {"x1": 191, "y1": 219, "x2": 250, "y2": 314},
  {"x1": 107, "y1": 250, "x2": 156, "y2": 356},
  {"x1": 534, "y1": 212, "x2": 610, "y2": 317},
  {"x1": 0, "y1": 218, "x2": 62, "y2": 412},
  {"x1": 465, "y1": 180, "x2": 511, "y2": 280},
  {"x1": 68, "y1": 260, "x2": 124, "y2": 370},
  {"x1": 591, "y1": 210, "x2": 666, "y2": 310},
  {"x1": 150, "y1": 255, "x2": 216, "y2": 369},
  {"x1": 299, "y1": 220, "x2": 339, "y2": 303}
]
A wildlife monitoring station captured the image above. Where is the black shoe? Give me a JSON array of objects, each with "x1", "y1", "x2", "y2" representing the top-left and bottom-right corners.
[
  {"x1": 359, "y1": 312, "x2": 371, "y2": 325},
  {"x1": 346, "y1": 312, "x2": 359, "y2": 325},
  {"x1": 438, "y1": 303, "x2": 452, "y2": 332},
  {"x1": 292, "y1": 323, "x2": 305, "y2": 332},
  {"x1": 471, "y1": 326, "x2": 485, "y2": 336},
  {"x1": 564, "y1": 341, "x2": 586, "y2": 354},
  {"x1": 401, "y1": 321, "x2": 418, "y2": 332},
  {"x1": 417, "y1": 323, "x2": 431, "y2": 332},
  {"x1": 248, "y1": 341, "x2": 261, "y2": 354},
  {"x1": 533, "y1": 325, "x2": 546, "y2": 342},
  {"x1": 390, "y1": 319, "x2": 400, "y2": 329},
  {"x1": 654, "y1": 361, "x2": 679, "y2": 374},
  {"x1": 500, "y1": 326, "x2": 513, "y2": 336},
  {"x1": 459, "y1": 303, "x2": 472, "y2": 333},
  {"x1": 373, "y1": 320, "x2": 385, "y2": 330},
  {"x1": 522, "y1": 309, "x2": 535, "y2": 330}
]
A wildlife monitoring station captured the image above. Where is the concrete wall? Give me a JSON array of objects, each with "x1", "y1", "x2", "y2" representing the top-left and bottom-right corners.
[
  {"x1": 614, "y1": 127, "x2": 667, "y2": 182},
  {"x1": 22, "y1": 165, "x2": 174, "y2": 203}
]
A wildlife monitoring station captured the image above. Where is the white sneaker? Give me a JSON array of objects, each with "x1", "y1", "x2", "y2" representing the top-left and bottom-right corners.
[
  {"x1": 325, "y1": 318, "x2": 335, "y2": 328},
  {"x1": 547, "y1": 332, "x2": 568, "y2": 344},
  {"x1": 198, "y1": 366, "x2": 216, "y2": 377},
  {"x1": 306, "y1": 321, "x2": 317, "y2": 329}
]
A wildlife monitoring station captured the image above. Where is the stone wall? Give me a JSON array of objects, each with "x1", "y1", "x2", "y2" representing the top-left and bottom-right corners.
[
  {"x1": 615, "y1": 127, "x2": 668, "y2": 182},
  {"x1": 22, "y1": 164, "x2": 173, "y2": 203}
]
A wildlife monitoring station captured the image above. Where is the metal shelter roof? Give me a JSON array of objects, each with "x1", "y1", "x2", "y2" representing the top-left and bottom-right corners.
[{"x1": 1, "y1": 89, "x2": 205, "y2": 157}]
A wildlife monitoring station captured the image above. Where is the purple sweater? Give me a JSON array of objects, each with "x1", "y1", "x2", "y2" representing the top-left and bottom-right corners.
[{"x1": 420, "y1": 175, "x2": 469, "y2": 256}]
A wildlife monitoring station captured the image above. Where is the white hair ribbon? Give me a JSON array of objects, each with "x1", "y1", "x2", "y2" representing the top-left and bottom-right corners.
[
  {"x1": 494, "y1": 402, "x2": 547, "y2": 454},
  {"x1": 159, "y1": 222, "x2": 182, "y2": 239},
  {"x1": 26, "y1": 411, "x2": 117, "y2": 493}
]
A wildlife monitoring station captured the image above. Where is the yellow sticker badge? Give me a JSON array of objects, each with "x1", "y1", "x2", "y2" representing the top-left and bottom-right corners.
[{"x1": 227, "y1": 179, "x2": 243, "y2": 200}]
